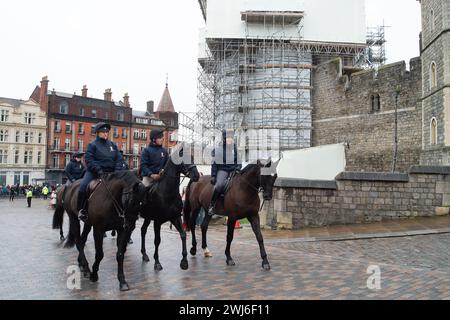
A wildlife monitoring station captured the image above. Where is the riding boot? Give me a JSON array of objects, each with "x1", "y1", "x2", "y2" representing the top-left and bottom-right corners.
[
  {"x1": 77, "y1": 191, "x2": 88, "y2": 222},
  {"x1": 207, "y1": 188, "x2": 221, "y2": 217}
]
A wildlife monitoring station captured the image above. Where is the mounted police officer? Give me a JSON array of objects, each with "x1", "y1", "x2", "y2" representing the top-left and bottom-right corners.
[
  {"x1": 77, "y1": 122, "x2": 124, "y2": 222},
  {"x1": 64, "y1": 152, "x2": 86, "y2": 183},
  {"x1": 116, "y1": 150, "x2": 129, "y2": 170},
  {"x1": 140, "y1": 129, "x2": 169, "y2": 186},
  {"x1": 208, "y1": 129, "x2": 242, "y2": 216}
]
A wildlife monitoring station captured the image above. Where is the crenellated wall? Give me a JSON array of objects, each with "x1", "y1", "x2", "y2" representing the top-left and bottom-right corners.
[{"x1": 311, "y1": 57, "x2": 423, "y2": 172}]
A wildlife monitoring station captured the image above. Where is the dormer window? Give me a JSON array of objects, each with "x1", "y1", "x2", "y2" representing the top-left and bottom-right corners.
[{"x1": 59, "y1": 101, "x2": 69, "y2": 114}]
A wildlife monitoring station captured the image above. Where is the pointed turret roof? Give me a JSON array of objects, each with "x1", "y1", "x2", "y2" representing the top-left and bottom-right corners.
[{"x1": 156, "y1": 83, "x2": 175, "y2": 113}]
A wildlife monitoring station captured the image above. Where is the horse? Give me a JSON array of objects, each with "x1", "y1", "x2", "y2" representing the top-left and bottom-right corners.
[
  {"x1": 55, "y1": 184, "x2": 66, "y2": 241},
  {"x1": 182, "y1": 159, "x2": 279, "y2": 269},
  {"x1": 52, "y1": 170, "x2": 150, "y2": 291},
  {"x1": 139, "y1": 144, "x2": 200, "y2": 271}
]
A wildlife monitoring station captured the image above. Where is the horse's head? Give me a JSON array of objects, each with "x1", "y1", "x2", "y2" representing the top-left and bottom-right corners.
[
  {"x1": 168, "y1": 143, "x2": 200, "y2": 182},
  {"x1": 258, "y1": 158, "x2": 279, "y2": 201},
  {"x1": 118, "y1": 171, "x2": 152, "y2": 216}
]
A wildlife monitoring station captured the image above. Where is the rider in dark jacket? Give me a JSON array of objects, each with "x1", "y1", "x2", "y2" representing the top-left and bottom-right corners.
[
  {"x1": 140, "y1": 129, "x2": 169, "y2": 186},
  {"x1": 64, "y1": 153, "x2": 86, "y2": 183},
  {"x1": 116, "y1": 150, "x2": 129, "y2": 170},
  {"x1": 77, "y1": 122, "x2": 124, "y2": 222},
  {"x1": 208, "y1": 129, "x2": 242, "y2": 216}
]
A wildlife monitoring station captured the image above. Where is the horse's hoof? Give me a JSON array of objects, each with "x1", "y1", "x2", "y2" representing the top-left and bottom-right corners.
[
  {"x1": 226, "y1": 259, "x2": 236, "y2": 266},
  {"x1": 90, "y1": 273, "x2": 99, "y2": 282},
  {"x1": 119, "y1": 282, "x2": 130, "y2": 291},
  {"x1": 190, "y1": 248, "x2": 197, "y2": 256},
  {"x1": 203, "y1": 248, "x2": 213, "y2": 258},
  {"x1": 262, "y1": 263, "x2": 271, "y2": 270},
  {"x1": 180, "y1": 260, "x2": 189, "y2": 270},
  {"x1": 60, "y1": 236, "x2": 65, "y2": 241},
  {"x1": 154, "y1": 263, "x2": 163, "y2": 271},
  {"x1": 142, "y1": 254, "x2": 150, "y2": 262},
  {"x1": 128, "y1": 238, "x2": 133, "y2": 244}
]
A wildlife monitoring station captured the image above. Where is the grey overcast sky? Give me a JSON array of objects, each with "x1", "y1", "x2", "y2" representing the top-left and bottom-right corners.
[{"x1": 0, "y1": 0, "x2": 421, "y2": 114}]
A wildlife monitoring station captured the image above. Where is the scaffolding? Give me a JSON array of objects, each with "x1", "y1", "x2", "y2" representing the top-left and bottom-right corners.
[{"x1": 179, "y1": 7, "x2": 383, "y2": 162}]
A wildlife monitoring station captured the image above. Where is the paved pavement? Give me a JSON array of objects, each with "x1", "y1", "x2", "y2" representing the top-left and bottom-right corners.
[{"x1": 0, "y1": 198, "x2": 449, "y2": 300}]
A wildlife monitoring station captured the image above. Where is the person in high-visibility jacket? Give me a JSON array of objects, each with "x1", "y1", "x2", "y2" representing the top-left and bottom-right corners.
[
  {"x1": 42, "y1": 186, "x2": 49, "y2": 200},
  {"x1": 26, "y1": 189, "x2": 33, "y2": 207}
]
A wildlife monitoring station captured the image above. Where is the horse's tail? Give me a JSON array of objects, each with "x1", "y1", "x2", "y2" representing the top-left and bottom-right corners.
[
  {"x1": 64, "y1": 218, "x2": 77, "y2": 248},
  {"x1": 182, "y1": 180, "x2": 194, "y2": 229},
  {"x1": 52, "y1": 187, "x2": 65, "y2": 229}
]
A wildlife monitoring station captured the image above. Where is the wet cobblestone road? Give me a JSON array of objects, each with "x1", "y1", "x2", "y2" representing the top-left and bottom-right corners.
[{"x1": 0, "y1": 199, "x2": 449, "y2": 299}]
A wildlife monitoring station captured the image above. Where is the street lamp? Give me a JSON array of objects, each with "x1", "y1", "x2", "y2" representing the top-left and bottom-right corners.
[{"x1": 392, "y1": 85, "x2": 401, "y2": 172}]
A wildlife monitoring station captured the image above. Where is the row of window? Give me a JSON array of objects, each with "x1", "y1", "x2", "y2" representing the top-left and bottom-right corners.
[
  {"x1": 0, "y1": 129, "x2": 44, "y2": 144},
  {"x1": 0, "y1": 110, "x2": 37, "y2": 124},
  {"x1": 59, "y1": 102, "x2": 125, "y2": 121},
  {"x1": 50, "y1": 154, "x2": 140, "y2": 169},
  {"x1": 0, "y1": 172, "x2": 31, "y2": 186},
  {"x1": 0, "y1": 150, "x2": 43, "y2": 165}
]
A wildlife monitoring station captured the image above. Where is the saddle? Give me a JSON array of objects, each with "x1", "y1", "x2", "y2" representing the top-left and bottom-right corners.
[
  {"x1": 219, "y1": 171, "x2": 238, "y2": 198},
  {"x1": 87, "y1": 179, "x2": 103, "y2": 198}
]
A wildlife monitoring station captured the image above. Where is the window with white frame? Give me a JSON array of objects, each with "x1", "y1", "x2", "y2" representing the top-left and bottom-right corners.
[
  {"x1": 133, "y1": 157, "x2": 138, "y2": 168},
  {"x1": 24, "y1": 112, "x2": 35, "y2": 124},
  {"x1": 65, "y1": 154, "x2": 71, "y2": 166},
  {"x1": 52, "y1": 154, "x2": 59, "y2": 168},
  {"x1": 0, "y1": 110, "x2": 9, "y2": 122},
  {"x1": 78, "y1": 140, "x2": 83, "y2": 152},
  {"x1": 140, "y1": 144, "x2": 146, "y2": 152},
  {"x1": 133, "y1": 144, "x2": 139, "y2": 154},
  {"x1": 59, "y1": 101, "x2": 69, "y2": 114},
  {"x1": 15, "y1": 130, "x2": 20, "y2": 143},
  {"x1": 24, "y1": 132, "x2": 29, "y2": 143},
  {"x1": 65, "y1": 138, "x2": 71, "y2": 151},
  {"x1": 14, "y1": 150, "x2": 19, "y2": 164},
  {"x1": 0, "y1": 149, "x2": 8, "y2": 163},
  {"x1": 0, "y1": 129, "x2": 8, "y2": 142},
  {"x1": 37, "y1": 151, "x2": 42, "y2": 164},
  {"x1": 141, "y1": 130, "x2": 147, "y2": 140},
  {"x1": 134, "y1": 130, "x2": 139, "y2": 139},
  {"x1": 53, "y1": 138, "x2": 60, "y2": 150},
  {"x1": 24, "y1": 150, "x2": 32, "y2": 164},
  {"x1": 38, "y1": 133, "x2": 43, "y2": 144}
]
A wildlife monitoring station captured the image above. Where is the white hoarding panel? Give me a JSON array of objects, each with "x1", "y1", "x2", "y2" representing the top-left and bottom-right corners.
[
  {"x1": 205, "y1": 0, "x2": 366, "y2": 44},
  {"x1": 277, "y1": 143, "x2": 346, "y2": 180}
]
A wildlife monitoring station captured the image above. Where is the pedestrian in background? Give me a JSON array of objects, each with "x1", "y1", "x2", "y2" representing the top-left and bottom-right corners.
[
  {"x1": 26, "y1": 189, "x2": 33, "y2": 208},
  {"x1": 9, "y1": 187, "x2": 15, "y2": 202},
  {"x1": 42, "y1": 185, "x2": 49, "y2": 200},
  {"x1": 50, "y1": 190, "x2": 57, "y2": 209}
]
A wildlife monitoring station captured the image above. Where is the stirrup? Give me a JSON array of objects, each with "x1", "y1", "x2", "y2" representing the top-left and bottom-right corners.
[
  {"x1": 78, "y1": 209, "x2": 88, "y2": 222},
  {"x1": 207, "y1": 206, "x2": 215, "y2": 217}
]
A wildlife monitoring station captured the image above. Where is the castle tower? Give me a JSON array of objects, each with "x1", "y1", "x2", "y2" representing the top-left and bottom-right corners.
[{"x1": 419, "y1": 0, "x2": 450, "y2": 164}]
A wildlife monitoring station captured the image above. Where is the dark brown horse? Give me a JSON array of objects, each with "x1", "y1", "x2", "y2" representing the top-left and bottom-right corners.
[
  {"x1": 139, "y1": 145, "x2": 200, "y2": 271},
  {"x1": 183, "y1": 159, "x2": 279, "y2": 269},
  {"x1": 52, "y1": 170, "x2": 149, "y2": 291}
]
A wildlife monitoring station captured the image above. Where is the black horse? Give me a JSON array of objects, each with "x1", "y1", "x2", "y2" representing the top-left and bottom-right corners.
[
  {"x1": 52, "y1": 170, "x2": 149, "y2": 291},
  {"x1": 139, "y1": 144, "x2": 200, "y2": 271},
  {"x1": 183, "y1": 159, "x2": 278, "y2": 269}
]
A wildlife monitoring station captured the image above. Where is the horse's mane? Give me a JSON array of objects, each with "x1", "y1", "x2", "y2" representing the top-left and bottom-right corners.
[
  {"x1": 105, "y1": 170, "x2": 140, "y2": 185},
  {"x1": 240, "y1": 163, "x2": 260, "y2": 175}
]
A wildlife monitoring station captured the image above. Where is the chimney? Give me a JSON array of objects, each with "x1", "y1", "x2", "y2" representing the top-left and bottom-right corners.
[
  {"x1": 123, "y1": 93, "x2": 130, "y2": 108},
  {"x1": 39, "y1": 76, "x2": 49, "y2": 112},
  {"x1": 104, "y1": 88, "x2": 112, "y2": 101},
  {"x1": 81, "y1": 85, "x2": 88, "y2": 97},
  {"x1": 147, "y1": 101, "x2": 154, "y2": 114}
]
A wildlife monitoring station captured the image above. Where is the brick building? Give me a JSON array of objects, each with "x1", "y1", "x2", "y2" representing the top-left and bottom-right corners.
[{"x1": 30, "y1": 78, "x2": 178, "y2": 184}]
